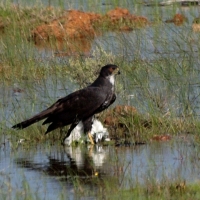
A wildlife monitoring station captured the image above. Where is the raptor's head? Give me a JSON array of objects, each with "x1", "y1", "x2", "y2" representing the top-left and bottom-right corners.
[{"x1": 100, "y1": 64, "x2": 120, "y2": 78}]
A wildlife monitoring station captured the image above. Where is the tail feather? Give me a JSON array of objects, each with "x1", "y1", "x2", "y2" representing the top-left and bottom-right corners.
[
  {"x1": 12, "y1": 108, "x2": 54, "y2": 129},
  {"x1": 45, "y1": 123, "x2": 59, "y2": 134}
]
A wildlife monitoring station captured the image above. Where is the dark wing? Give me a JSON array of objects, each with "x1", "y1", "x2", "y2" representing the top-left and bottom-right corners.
[
  {"x1": 13, "y1": 86, "x2": 108, "y2": 132},
  {"x1": 81, "y1": 94, "x2": 116, "y2": 135},
  {"x1": 44, "y1": 87, "x2": 109, "y2": 133},
  {"x1": 94, "y1": 93, "x2": 116, "y2": 114}
]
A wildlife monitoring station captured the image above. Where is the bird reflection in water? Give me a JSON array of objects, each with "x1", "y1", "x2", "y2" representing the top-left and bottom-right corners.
[{"x1": 14, "y1": 144, "x2": 109, "y2": 180}]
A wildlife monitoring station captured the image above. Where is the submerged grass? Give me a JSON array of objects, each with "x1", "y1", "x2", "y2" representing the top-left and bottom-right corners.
[
  {"x1": 0, "y1": 3, "x2": 200, "y2": 200},
  {"x1": 1, "y1": 2, "x2": 200, "y2": 200},
  {"x1": 0, "y1": 3, "x2": 200, "y2": 143},
  {"x1": 2, "y1": 169, "x2": 200, "y2": 200},
  {"x1": 100, "y1": 182, "x2": 200, "y2": 200},
  {"x1": 0, "y1": 177, "x2": 200, "y2": 200}
]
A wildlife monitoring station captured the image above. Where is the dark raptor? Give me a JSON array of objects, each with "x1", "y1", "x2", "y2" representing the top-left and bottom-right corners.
[{"x1": 12, "y1": 64, "x2": 120, "y2": 144}]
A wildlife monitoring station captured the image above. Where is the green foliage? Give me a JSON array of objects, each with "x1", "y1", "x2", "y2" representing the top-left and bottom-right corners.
[
  {"x1": 1, "y1": 2, "x2": 200, "y2": 200},
  {"x1": 0, "y1": 2, "x2": 200, "y2": 143}
]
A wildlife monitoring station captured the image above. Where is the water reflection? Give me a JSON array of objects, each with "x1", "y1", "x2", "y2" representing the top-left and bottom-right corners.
[
  {"x1": 14, "y1": 144, "x2": 109, "y2": 180},
  {"x1": 1, "y1": 137, "x2": 200, "y2": 199},
  {"x1": 34, "y1": 38, "x2": 93, "y2": 57},
  {"x1": 2, "y1": 2, "x2": 200, "y2": 198}
]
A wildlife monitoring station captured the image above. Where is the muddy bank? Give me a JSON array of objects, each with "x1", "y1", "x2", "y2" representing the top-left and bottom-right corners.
[
  {"x1": 31, "y1": 7, "x2": 149, "y2": 44},
  {"x1": 165, "y1": 13, "x2": 187, "y2": 26}
]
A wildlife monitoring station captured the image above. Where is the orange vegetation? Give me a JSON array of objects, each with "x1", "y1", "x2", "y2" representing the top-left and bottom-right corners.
[
  {"x1": 31, "y1": 7, "x2": 149, "y2": 52},
  {"x1": 32, "y1": 10, "x2": 101, "y2": 42},
  {"x1": 151, "y1": 134, "x2": 172, "y2": 141},
  {"x1": 165, "y1": 13, "x2": 186, "y2": 26},
  {"x1": 105, "y1": 7, "x2": 149, "y2": 28},
  {"x1": 104, "y1": 105, "x2": 137, "y2": 127},
  {"x1": 192, "y1": 18, "x2": 200, "y2": 32}
]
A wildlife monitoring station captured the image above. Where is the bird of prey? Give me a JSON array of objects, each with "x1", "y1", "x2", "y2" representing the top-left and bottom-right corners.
[{"x1": 12, "y1": 64, "x2": 120, "y2": 144}]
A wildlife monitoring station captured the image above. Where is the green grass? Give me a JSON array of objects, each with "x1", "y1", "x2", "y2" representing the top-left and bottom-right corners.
[
  {"x1": 0, "y1": 2, "x2": 200, "y2": 143},
  {"x1": 2, "y1": 171, "x2": 200, "y2": 200},
  {"x1": 1, "y1": 3, "x2": 200, "y2": 200},
  {"x1": 101, "y1": 182, "x2": 200, "y2": 200}
]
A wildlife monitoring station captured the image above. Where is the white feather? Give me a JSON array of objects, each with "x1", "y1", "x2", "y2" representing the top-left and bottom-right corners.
[
  {"x1": 107, "y1": 74, "x2": 115, "y2": 92},
  {"x1": 64, "y1": 119, "x2": 110, "y2": 146},
  {"x1": 108, "y1": 74, "x2": 115, "y2": 85},
  {"x1": 91, "y1": 120, "x2": 109, "y2": 143},
  {"x1": 64, "y1": 122, "x2": 84, "y2": 146}
]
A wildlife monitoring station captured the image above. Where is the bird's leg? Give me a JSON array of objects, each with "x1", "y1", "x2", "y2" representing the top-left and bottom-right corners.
[
  {"x1": 61, "y1": 121, "x2": 79, "y2": 145},
  {"x1": 88, "y1": 144, "x2": 94, "y2": 157},
  {"x1": 82, "y1": 116, "x2": 95, "y2": 145},
  {"x1": 88, "y1": 132, "x2": 95, "y2": 145}
]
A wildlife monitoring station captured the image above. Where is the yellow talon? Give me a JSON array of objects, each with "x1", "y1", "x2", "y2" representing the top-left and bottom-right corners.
[
  {"x1": 88, "y1": 132, "x2": 95, "y2": 145},
  {"x1": 94, "y1": 172, "x2": 98, "y2": 176}
]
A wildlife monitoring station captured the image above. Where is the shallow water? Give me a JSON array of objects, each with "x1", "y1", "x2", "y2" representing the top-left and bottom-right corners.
[
  {"x1": 0, "y1": 136, "x2": 199, "y2": 199},
  {"x1": 6, "y1": 3, "x2": 200, "y2": 116},
  {"x1": 0, "y1": 70, "x2": 80, "y2": 127},
  {"x1": 1, "y1": 1, "x2": 200, "y2": 199}
]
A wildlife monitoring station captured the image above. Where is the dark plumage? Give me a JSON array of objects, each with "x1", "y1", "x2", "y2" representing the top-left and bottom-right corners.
[{"x1": 12, "y1": 64, "x2": 120, "y2": 144}]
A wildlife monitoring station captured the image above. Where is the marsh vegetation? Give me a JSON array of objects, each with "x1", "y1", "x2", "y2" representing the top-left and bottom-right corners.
[{"x1": 1, "y1": 0, "x2": 200, "y2": 199}]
